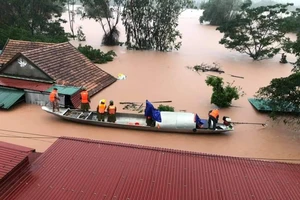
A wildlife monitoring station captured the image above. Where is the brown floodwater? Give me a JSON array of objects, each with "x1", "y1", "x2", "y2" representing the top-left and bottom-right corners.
[{"x1": 0, "y1": 9, "x2": 299, "y2": 163}]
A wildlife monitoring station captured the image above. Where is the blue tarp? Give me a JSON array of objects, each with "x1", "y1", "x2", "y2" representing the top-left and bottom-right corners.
[
  {"x1": 144, "y1": 100, "x2": 162, "y2": 122},
  {"x1": 195, "y1": 114, "x2": 204, "y2": 125}
]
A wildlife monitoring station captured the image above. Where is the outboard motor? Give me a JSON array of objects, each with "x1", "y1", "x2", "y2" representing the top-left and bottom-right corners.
[{"x1": 223, "y1": 116, "x2": 233, "y2": 129}]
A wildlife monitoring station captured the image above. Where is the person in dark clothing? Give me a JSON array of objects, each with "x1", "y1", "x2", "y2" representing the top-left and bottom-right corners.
[
  {"x1": 280, "y1": 53, "x2": 287, "y2": 64},
  {"x1": 208, "y1": 109, "x2": 219, "y2": 130}
]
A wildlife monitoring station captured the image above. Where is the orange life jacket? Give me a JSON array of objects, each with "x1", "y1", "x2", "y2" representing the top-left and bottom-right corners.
[
  {"x1": 108, "y1": 105, "x2": 116, "y2": 114},
  {"x1": 210, "y1": 109, "x2": 219, "y2": 118},
  {"x1": 81, "y1": 91, "x2": 89, "y2": 103},
  {"x1": 98, "y1": 104, "x2": 106, "y2": 113},
  {"x1": 49, "y1": 91, "x2": 57, "y2": 102}
]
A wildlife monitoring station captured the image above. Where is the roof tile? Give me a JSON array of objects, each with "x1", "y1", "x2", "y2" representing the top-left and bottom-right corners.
[
  {"x1": 1, "y1": 137, "x2": 300, "y2": 200},
  {"x1": 0, "y1": 77, "x2": 52, "y2": 91},
  {"x1": 21, "y1": 42, "x2": 117, "y2": 96},
  {"x1": 0, "y1": 39, "x2": 55, "y2": 65}
]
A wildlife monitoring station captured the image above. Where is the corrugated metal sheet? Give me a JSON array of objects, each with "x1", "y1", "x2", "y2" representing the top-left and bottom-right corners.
[
  {"x1": 0, "y1": 87, "x2": 25, "y2": 109},
  {"x1": 46, "y1": 85, "x2": 81, "y2": 96},
  {"x1": 24, "y1": 90, "x2": 65, "y2": 107},
  {"x1": 0, "y1": 77, "x2": 52, "y2": 91},
  {"x1": 1, "y1": 137, "x2": 300, "y2": 200},
  {"x1": 0, "y1": 141, "x2": 34, "y2": 179}
]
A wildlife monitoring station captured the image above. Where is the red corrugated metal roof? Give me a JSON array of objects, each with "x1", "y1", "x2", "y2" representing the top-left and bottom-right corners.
[
  {"x1": 0, "y1": 141, "x2": 34, "y2": 180},
  {"x1": 1, "y1": 137, "x2": 300, "y2": 200},
  {"x1": 0, "y1": 77, "x2": 52, "y2": 91}
]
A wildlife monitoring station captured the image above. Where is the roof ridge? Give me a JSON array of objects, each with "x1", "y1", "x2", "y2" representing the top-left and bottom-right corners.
[{"x1": 8, "y1": 39, "x2": 56, "y2": 45}]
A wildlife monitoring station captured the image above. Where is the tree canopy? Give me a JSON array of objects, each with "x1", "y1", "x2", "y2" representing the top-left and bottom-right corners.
[
  {"x1": 217, "y1": 1, "x2": 293, "y2": 60},
  {"x1": 199, "y1": 0, "x2": 242, "y2": 26},
  {"x1": 122, "y1": 0, "x2": 192, "y2": 51},
  {"x1": 0, "y1": 0, "x2": 68, "y2": 49},
  {"x1": 80, "y1": 0, "x2": 123, "y2": 46}
]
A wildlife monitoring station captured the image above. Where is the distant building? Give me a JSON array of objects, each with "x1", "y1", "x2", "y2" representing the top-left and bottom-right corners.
[
  {"x1": 1, "y1": 137, "x2": 300, "y2": 199},
  {"x1": 0, "y1": 39, "x2": 117, "y2": 109}
]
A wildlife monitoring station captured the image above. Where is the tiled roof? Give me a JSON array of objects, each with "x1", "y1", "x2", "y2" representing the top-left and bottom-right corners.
[
  {"x1": 0, "y1": 77, "x2": 52, "y2": 91},
  {"x1": 0, "y1": 39, "x2": 55, "y2": 65},
  {"x1": 0, "y1": 141, "x2": 34, "y2": 180},
  {"x1": 21, "y1": 42, "x2": 116, "y2": 96},
  {"x1": 1, "y1": 137, "x2": 300, "y2": 200}
]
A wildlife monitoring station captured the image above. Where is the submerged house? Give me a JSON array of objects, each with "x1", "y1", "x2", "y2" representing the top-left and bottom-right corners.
[{"x1": 0, "y1": 39, "x2": 117, "y2": 109}]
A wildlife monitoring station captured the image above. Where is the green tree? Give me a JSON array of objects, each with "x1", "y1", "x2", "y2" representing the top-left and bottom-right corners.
[
  {"x1": 0, "y1": 0, "x2": 68, "y2": 48},
  {"x1": 205, "y1": 76, "x2": 244, "y2": 108},
  {"x1": 77, "y1": 44, "x2": 117, "y2": 64},
  {"x1": 217, "y1": 1, "x2": 293, "y2": 60},
  {"x1": 80, "y1": 0, "x2": 123, "y2": 46},
  {"x1": 199, "y1": 0, "x2": 242, "y2": 25},
  {"x1": 122, "y1": 0, "x2": 192, "y2": 51}
]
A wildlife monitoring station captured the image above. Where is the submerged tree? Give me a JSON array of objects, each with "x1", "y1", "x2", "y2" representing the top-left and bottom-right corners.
[
  {"x1": 122, "y1": 0, "x2": 192, "y2": 51},
  {"x1": 80, "y1": 0, "x2": 123, "y2": 46},
  {"x1": 199, "y1": 0, "x2": 242, "y2": 25},
  {"x1": 217, "y1": 1, "x2": 293, "y2": 60},
  {"x1": 205, "y1": 76, "x2": 245, "y2": 108},
  {"x1": 67, "y1": 0, "x2": 77, "y2": 38}
]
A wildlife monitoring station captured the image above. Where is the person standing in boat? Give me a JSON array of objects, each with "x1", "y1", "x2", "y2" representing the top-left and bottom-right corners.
[
  {"x1": 208, "y1": 108, "x2": 219, "y2": 130},
  {"x1": 80, "y1": 87, "x2": 90, "y2": 112},
  {"x1": 49, "y1": 88, "x2": 60, "y2": 112},
  {"x1": 96, "y1": 99, "x2": 106, "y2": 122},
  {"x1": 107, "y1": 100, "x2": 117, "y2": 123}
]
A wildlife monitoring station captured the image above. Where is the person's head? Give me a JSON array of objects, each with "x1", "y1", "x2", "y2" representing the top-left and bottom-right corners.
[
  {"x1": 82, "y1": 87, "x2": 86, "y2": 91},
  {"x1": 109, "y1": 100, "x2": 113, "y2": 105},
  {"x1": 53, "y1": 88, "x2": 58, "y2": 91}
]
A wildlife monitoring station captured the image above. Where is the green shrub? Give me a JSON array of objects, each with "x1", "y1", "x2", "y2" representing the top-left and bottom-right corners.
[
  {"x1": 205, "y1": 76, "x2": 245, "y2": 108},
  {"x1": 77, "y1": 44, "x2": 117, "y2": 64},
  {"x1": 158, "y1": 104, "x2": 175, "y2": 112}
]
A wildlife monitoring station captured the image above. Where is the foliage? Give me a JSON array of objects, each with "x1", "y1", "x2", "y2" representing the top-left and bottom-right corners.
[
  {"x1": 77, "y1": 26, "x2": 86, "y2": 41},
  {"x1": 255, "y1": 72, "x2": 300, "y2": 124},
  {"x1": 281, "y1": 8, "x2": 300, "y2": 33},
  {"x1": 199, "y1": 0, "x2": 242, "y2": 25},
  {"x1": 158, "y1": 104, "x2": 175, "y2": 112},
  {"x1": 122, "y1": 0, "x2": 192, "y2": 51},
  {"x1": 77, "y1": 44, "x2": 117, "y2": 64},
  {"x1": 80, "y1": 0, "x2": 123, "y2": 46},
  {"x1": 217, "y1": 1, "x2": 293, "y2": 60},
  {"x1": 0, "y1": 0, "x2": 69, "y2": 49},
  {"x1": 205, "y1": 76, "x2": 245, "y2": 108},
  {"x1": 282, "y1": 10, "x2": 300, "y2": 72}
]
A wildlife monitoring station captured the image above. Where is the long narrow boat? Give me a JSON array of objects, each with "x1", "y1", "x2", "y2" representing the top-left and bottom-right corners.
[{"x1": 41, "y1": 106, "x2": 234, "y2": 134}]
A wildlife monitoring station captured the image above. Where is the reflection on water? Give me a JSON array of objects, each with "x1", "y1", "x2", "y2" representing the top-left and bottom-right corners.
[{"x1": 0, "y1": 9, "x2": 299, "y2": 162}]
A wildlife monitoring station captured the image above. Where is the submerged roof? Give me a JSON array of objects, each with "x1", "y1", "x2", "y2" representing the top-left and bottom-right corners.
[
  {"x1": 18, "y1": 42, "x2": 116, "y2": 96},
  {"x1": 1, "y1": 137, "x2": 300, "y2": 200},
  {"x1": 0, "y1": 87, "x2": 25, "y2": 109},
  {"x1": 0, "y1": 77, "x2": 52, "y2": 91},
  {"x1": 0, "y1": 39, "x2": 55, "y2": 65},
  {"x1": 0, "y1": 141, "x2": 34, "y2": 180}
]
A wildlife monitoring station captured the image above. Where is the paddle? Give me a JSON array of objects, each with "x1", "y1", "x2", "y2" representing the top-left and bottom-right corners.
[
  {"x1": 232, "y1": 121, "x2": 267, "y2": 126},
  {"x1": 120, "y1": 101, "x2": 172, "y2": 104}
]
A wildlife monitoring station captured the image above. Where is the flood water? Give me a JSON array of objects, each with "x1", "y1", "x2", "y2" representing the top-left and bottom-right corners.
[{"x1": 0, "y1": 9, "x2": 299, "y2": 163}]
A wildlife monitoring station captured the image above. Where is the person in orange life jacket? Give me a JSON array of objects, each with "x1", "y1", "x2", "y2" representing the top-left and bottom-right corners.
[
  {"x1": 107, "y1": 100, "x2": 117, "y2": 123},
  {"x1": 96, "y1": 99, "x2": 106, "y2": 122},
  {"x1": 80, "y1": 88, "x2": 90, "y2": 112},
  {"x1": 49, "y1": 88, "x2": 60, "y2": 112},
  {"x1": 208, "y1": 108, "x2": 219, "y2": 130}
]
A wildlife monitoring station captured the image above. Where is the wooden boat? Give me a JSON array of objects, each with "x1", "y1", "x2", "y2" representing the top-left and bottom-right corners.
[{"x1": 41, "y1": 106, "x2": 234, "y2": 134}]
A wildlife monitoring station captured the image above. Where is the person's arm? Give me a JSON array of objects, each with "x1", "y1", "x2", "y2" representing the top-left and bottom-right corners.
[
  {"x1": 96, "y1": 106, "x2": 99, "y2": 113},
  {"x1": 56, "y1": 93, "x2": 60, "y2": 101}
]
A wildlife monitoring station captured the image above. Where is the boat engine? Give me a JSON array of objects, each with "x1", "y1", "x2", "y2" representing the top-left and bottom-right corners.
[{"x1": 223, "y1": 116, "x2": 233, "y2": 129}]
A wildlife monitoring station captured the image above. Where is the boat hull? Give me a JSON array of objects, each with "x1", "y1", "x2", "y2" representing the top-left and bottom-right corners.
[{"x1": 41, "y1": 106, "x2": 234, "y2": 134}]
